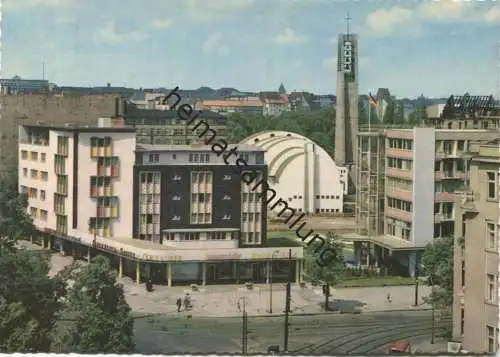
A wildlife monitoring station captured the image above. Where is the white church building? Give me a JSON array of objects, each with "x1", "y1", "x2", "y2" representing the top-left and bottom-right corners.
[{"x1": 240, "y1": 131, "x2": 348, "y2": 215}]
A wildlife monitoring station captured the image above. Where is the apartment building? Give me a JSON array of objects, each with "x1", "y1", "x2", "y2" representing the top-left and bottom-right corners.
[
  {"x1": 349, "y1": 94, "x2": 500, "y2": 276},
  {"x1": 196, "y1": 98, "x2": 264, "y2": 115},
  {"x1": 18, "y1": 123, "x2": 303, "y2": 286},
  {"x1": 452, "y1": 140, "x2": 499, "y2": 354},
  {"x1": 123, "y1": 105, "x2": 228, "y2": 145}
]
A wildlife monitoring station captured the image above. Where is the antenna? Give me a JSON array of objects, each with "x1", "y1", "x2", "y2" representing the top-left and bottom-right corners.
[
  {"x1": 42, "y1": 62, "x2": 45, "y2": 80},
  {"x1": 345, "y1": 12, "x2": 352, "y2": 35}
]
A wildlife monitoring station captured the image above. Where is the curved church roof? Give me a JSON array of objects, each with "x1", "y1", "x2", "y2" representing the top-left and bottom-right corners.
[{"x1": 240, "y1": 130, "x2": 347, "y2": 214}]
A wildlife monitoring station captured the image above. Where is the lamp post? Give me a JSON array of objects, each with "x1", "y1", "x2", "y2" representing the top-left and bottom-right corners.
[
  {"x1": 238, "y1": 296, "x2": 248, "y2": 355},
  {"x1": 268, "y1": 250, "x2": 280, "y2": 314}
]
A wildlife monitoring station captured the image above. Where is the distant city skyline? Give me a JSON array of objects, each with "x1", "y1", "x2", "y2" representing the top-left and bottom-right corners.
[{"x1": 3, "y1": 0, "x2": 499, "y2": 98}]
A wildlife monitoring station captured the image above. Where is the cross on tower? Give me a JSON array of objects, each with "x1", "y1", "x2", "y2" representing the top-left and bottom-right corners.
[{"x1": 345, "y1": 13, "x2": 352, "y2": 35}]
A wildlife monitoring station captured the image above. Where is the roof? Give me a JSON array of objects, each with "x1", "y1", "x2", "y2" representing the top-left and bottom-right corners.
[
  {"x1": 125, "y1": 104, "x2": 226, "y2": 121},
  {"x1": 441, "y1": 94, "x2": 497, "y2": 119},
  {"x1": 20, "y1": 124, "x2": 136, "y2": 133},
  {"x1": 259, "y1": 91, "x2": 289, "y2": 104},
  {"x1": 199, "y1": 99, "x2": 263, "y2": 108},
  {"x1": 136, "y1": 143, "x2": 265, "y2": 152}
]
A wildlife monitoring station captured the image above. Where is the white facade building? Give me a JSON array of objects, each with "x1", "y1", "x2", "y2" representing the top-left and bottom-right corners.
[{"x1": 240, "y1": 130, "x2": 347, "y2": 215}]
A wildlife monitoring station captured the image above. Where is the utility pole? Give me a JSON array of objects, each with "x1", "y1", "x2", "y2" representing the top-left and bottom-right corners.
[
  {"x1": 413, "y1": 277, "x2": 419, "y2": 306},
  {"x1": 323, "y1": 283, "x2": 330, "y2": 311},
  {"x1": 240, "y1": 297, "x2": 248, "y2": 355},
  {"x1": 283, "y1": 249, "x2": 292, "y2": 353}
]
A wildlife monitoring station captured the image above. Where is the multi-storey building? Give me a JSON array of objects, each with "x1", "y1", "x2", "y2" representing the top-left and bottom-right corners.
[
  {"x1": 196, "y1": 98, "x2": 263, "y2": 116},
  {"x1": 349, "y1": 95, "x2": 500, "y2": 276},
  {"x1": 123, "y1": 105, "x2": 228, "y2": 145},
  {"x1": 18, "y1": 123, "x2": 303, "y2": 286},
  {"x1": 452, "y1": 140, "x2": 499, "y2": 354}
]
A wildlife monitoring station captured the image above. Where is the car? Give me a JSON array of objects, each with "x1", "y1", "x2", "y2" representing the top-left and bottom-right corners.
[{"x1": 388, "y1": 340, "x2": 411, "y2": 355}]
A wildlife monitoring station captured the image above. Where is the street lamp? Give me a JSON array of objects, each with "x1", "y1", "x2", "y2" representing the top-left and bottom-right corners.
[
  {"x1": 269, "y1": 250, "x2": 280, "y2": 314},
  {"x1": 238, "y1": 296, "x2": 248, "y2": 355}
]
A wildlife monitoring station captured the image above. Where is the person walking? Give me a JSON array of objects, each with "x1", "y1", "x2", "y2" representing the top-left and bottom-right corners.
[
  {"x1": 386, "y1": 292, "x2": 392, "y2": 303},
  {"x1": 176, "y1": 297, "x2": 182, "y2": 312}
]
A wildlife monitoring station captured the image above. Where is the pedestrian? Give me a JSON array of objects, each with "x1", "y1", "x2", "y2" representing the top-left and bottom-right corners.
[
  {"x1": 386, "y1": 292, "x2": 392, "y2": 303},
  {"x1": 237, "y1": 300, "x2": 241, "y2": 312},
  {"x1": 176, "y1": 297, "x2": 182, "y2": 312},
  {"x1": 184, "y1": 293, "x2": 191, "y2": 310}
]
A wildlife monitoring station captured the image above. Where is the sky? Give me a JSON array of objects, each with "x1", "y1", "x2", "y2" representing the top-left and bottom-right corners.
[{"x1": 2, "y1": 0, "x2": 500, "y2": 98}]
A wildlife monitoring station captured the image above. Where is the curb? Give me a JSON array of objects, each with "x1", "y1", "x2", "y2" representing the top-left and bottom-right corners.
[{"x1": 133, "y1": 307, "x2": 433, "y2": 320}]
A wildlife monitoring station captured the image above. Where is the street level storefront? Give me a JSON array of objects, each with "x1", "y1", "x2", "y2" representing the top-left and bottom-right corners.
[{"x1": 37, "y1": 228, "x2": 304, "y2": 286}]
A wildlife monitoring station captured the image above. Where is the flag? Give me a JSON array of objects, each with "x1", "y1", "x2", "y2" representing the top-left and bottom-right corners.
[{"x1": 368, "y1": 93, "x2": 378, "y2": 108}]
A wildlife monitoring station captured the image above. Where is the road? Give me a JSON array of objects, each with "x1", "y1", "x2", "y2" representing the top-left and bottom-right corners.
[{"x1": 133, "y1": 310, "x2": 450, "y2": 354}]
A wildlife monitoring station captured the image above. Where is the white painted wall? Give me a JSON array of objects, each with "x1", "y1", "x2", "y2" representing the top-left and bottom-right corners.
[
  {"x1": 74, "y1": 132, "x2": 136, "y2": 239},
  {"x1": 241, "y1": 131, "x2": 346, "y2": 214}
]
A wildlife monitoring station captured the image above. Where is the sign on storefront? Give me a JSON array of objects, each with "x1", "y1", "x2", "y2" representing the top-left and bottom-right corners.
[{"x1": 142, "y1": 254, "x2": 182, "y2": 262}]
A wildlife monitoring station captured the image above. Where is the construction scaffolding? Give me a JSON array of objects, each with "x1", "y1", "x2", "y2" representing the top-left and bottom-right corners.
[{"x1": 354, "y1": 129, "x2": 386, "y2": 237}]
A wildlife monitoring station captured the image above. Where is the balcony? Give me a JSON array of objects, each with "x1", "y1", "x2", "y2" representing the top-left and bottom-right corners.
[
  {"x1": 56, "y1": 185, "x2": 68, "y2": 196},
  {"x1": 386, "y1": 207, "x2": 412, "y2": 222},
  {"x1": 457, "y1": 190, "x2": 478, "y2": 213},
  {"x1": 386, "y1": 168, "x2": 413, "y2": 180},
  {"x1": 386, "y1": 188, "x2": 413, "y2": 201},
  {"x1": 435, "y1": 192, "x2": 456, "y2": 202},
  {"x1": 386, "y1": 148, "x2": 413, "y2": 159},
  {"x1": 435, "y1": 171, "x2": 467, "y2": 180}
]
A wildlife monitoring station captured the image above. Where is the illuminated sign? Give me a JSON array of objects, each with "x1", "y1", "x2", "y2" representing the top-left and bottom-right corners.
[{"x1": 343, "y1": 41, "x2": 353, "y2": 74}]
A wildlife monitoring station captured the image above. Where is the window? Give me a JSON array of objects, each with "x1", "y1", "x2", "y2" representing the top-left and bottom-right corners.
[
  {"x1": 487, "y1": 274, "x2": 496, "y2": 302},
  {"x1": 22, "y1": 168, "x2": 28, "y2": 177},
  {"x1": 31, "y1": 151, "x2": 38, "y2": 161},
  {"x1": 40, "y1": 209, "x2": 48, "y2": 221},
  {"x1": 21, "y1": 150, "x2": 28, "y2": 160},
  {"x1": 40, "y1": 190, "x2": 46, "y2": 201},
  {"x1": 40, "y1": 171, "x2": 48, "y2": 181},
  {"x1": 148, "y1": 153, "x2": 159, "y2": 163},
  {"x1": 461, "y1": 261, "x2": 465, "y2": 286},
  {"x1": 30, "y1": 169, "x2": 38, "y2": 179},
  {"x1": 460, "y1": 309, "x2": 464, "y2": 335},
  {"x1": 487, "y1": 325, "x2": 497, "y2": 353},
  {"x1": 30, "y1": 207, "x2": 37, "y2": 217},
  {"x1": 41, "y1": 153, "x2": 46, "y2": 163},
  {"x1": 487, "y1": 222, "x2": 497, "y2": 250},
  {"x1": 487, "y1": 172, "x2": 498, "y2": 200}
]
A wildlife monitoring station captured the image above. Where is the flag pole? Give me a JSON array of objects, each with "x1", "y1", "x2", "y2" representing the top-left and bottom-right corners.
[{"x1": 367, "y1": 93, "x2": 372, "y2": 240}]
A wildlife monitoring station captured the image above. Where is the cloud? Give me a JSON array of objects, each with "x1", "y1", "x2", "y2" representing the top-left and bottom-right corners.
[
  {"x1": 365, "y1": 6, "x2": 418, "y2": 37},
  {"x1": 185, "y1": 0, "x2": 254, "y2": 22},
  {"x1": 96, "y1": 22, "x2": 149, "y2": 44},
  {"x1": 152, "y1": 18, "x2": 173, "y2": 29},
  {"x1": 274, "y1": 27, "x2": 308, "y2": 44},
  {"x1": 417, "y1": 0, "x2": 472, "y2": 21},
  {"x1": 485, "y1": 6, "x2": 500, "y2": 22},
  {"x1": 4, "y1": 0, "x2": 75, "y2": 9},
  {"x1": 202, "y1": 33, "x2": 230, "y2": 56},
  {"x1": 365, "y1": 1, "x2": 497, "y2": 37}
]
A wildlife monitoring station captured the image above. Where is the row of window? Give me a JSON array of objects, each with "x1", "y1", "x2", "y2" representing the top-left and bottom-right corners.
[
  {"x1": 315, "y1": 208, "x2": 341, "y2": 213},
  {"x1": 192, "y1": 171, "x2": 212, "y2": 184},
  {"x1": 386, "y1": 221, "x2": 412, "y2": 240},
  {"x1": 164, "y1": 231, "x2": 235, "y2": 241},
  {"x1": 388, "y1": 138, "x2": 413, "y2": 151},
  {"x1": 242, "y1": 212, "x2": 261, "y2": 222},
  {"x1": 57, "y1": 136, "x2": 69, "y2": 156},
  {"x1": 22, "y1": 168, "x2": 49, "y2": 181},
  {"x1": 29, "y1": 207, "x2": 48, "y2": 221},
  {"x1": 242, "y1": 193, "x2": 260, "y2": 203},
  {"x1": 140, "y1": 172, "x2": 161, "y2": 184},
  {"x1": 387, "y1": 197, "x2": 412, "y2": 212},
  {"x1": 387, "y1": 157, "x2": 413, "y2": 170},
  {"x1": 88, "y1": 217, "x2": 113, "y2": 229},
  {"x1": 90, "y1": 137, "x2": 112, "y2": 147},
  {"x1": 191, "y1": 212, "x2": 212, "y2": 224},
  {"x1": 189, "y1": 153, "x2": 211, "y2": 163},
  {"x1": 20, "y1": 150, "x2": 47, "y2": 163},
  {"x1": 242, "y1": 232, "x2": 261, "y2": 244},
  {"x1": 386, "y1": 177, "x2": 412, "y2": 191},
  {"x1": 192, "y1": 193, "x2": 211, "y2": 204},
  {"x1": 20, "y1": 186, "x2": 47, "y2": 201}
]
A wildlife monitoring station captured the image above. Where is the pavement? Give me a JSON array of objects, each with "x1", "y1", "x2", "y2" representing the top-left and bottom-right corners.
[{"x1": 19, "y1": 241, "x2": 432, "y2": 318}]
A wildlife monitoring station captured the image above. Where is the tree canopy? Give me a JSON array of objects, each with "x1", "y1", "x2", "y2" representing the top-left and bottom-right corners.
[
  {"x1": 421, "y1": 236, "x2": 454, "y2": 308},
  {"x1": 55, "y1": 255, "x2": 135, "y2": 354},
  {"x1": 304, "y1": 233, "x2": 345, "y2": 286},
  {"x1": 0, "y1": 170, "x2": 35, "y2": 251}
]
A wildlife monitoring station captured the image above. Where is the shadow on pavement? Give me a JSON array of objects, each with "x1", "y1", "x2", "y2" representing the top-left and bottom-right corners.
[{"x1": 320, "y1": 299, "x2": 366, "y2": 313}]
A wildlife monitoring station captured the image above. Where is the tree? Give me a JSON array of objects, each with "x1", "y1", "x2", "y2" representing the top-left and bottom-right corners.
[
  {"x1": 304, "y1": 233, "x2": 345, "y2": 286},
  {"x1": 0, "y1": 249, "x2": 65, "y2": 352},
  {"x1": 0, "y1": 170, "x2": 35, "y2": 251},
  {"x1": 408, "y1": 105, "x2": 427, "y2": 126},
  {"x1": 421, "y1": 236, "x2": 454, "y2": 308},
  {"x1": 383, "y1": 100, "x2": 396, "y2": 124},
  {"x1": 57, "y1": 255, "x2": 135, "y2": 353}
]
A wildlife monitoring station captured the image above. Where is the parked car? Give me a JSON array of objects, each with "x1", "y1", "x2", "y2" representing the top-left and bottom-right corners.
[{"x1": 388, "y1": 340, "x2": 411, "y2": 354}]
